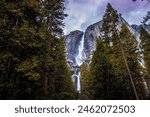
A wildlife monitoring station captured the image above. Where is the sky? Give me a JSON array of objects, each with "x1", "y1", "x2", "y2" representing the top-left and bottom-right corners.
[{"x1": 63, "y1": 0, "x2": 150, "y2": 34}]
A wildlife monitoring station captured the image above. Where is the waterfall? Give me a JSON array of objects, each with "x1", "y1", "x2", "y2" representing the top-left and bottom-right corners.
[
  {"x1": 77, "y1": 72, "x2": 81, "y2": 92},
  {"x1": 76, "y1": 35, "x2": 84, "y2": 66},
  {"x1": 75, "y1": 34, "x2": 84, "y2": 92}
]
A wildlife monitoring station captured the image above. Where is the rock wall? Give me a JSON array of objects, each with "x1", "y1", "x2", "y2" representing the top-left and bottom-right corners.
[{"x1": 64, "y1": 16, "x2": 150, "y2": 93}]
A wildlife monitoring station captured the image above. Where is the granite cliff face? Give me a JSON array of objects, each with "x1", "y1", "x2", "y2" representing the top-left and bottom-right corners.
[
  {"x1": 64, "y1": 13, "x2": 150, "y2": 92},
  {"x1": 64, "y1": 17, "x2": 145, "y2": 91},
  {"x1": 64, "y1": 30, "x2": 84, "y2": 91},
  {"x1": 84, "y1": 21, "x2": 103, "y2": 61},
  {"x1": 83, "y1": 15, "x2": 141, "y2": 61},
  {"x1": 65, "y1": 30, "x2": 84, "y2": 65}
]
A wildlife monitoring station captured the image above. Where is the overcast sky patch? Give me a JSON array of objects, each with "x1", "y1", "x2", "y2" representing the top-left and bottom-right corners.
[{"x1": 64, "y1": 0, "x2": 150, "y2": 34}]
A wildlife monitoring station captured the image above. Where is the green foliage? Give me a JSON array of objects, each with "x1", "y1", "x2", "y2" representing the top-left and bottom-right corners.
[
  {"x1": 140, "y1": 26, "x2": 150, "y2": 73},
  {"x1": 16, "y1": 56, "x2": 41, "y2": 80},
  {"x1": 50, "y1": 38, "x2": 77, "y2": 99},
  {"x1": 102, "y1": 3, "x2": 119, "y2": 44},
  {"x1": 88, "y1": 40, "x2": 118, "y2": 99},
  {"x1": 140, "y1": 26, "x2": 150, "y2": 98},
  {"x1": 80, "y1": 63, "x2": 90, "y2": 99},
  {"x1": 0, "y1": 0, "x2": 76, "y2": 100},
  {"x1": 83, "y1": 3, "x2": 148, "y2": 100},
  {"x1": 116, "y1": 24, "x2": 143, "y2": 99},
  {"x1": 103, "y1": 3, "x2": 147, "y2": 99}
]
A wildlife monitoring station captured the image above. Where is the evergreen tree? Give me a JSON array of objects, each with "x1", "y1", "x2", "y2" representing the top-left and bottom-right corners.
[
  {"x1": 140, "y1": 26, "x2": 150, "y2": 73},
  {"x1": 102, "y1": 3, "x2": 119, "y2": 45},
  {"x1": 140, "y1": 26, "x2": 150, "y2": 97},
  {"x1": 39, "y1": 0, "x2": 68, "y2": 98},
  {"x1": 118, "y1": 24, "x2": 145, "y2": 99},
  {"x1": 142, "y1": 11, "x2": 150, "y2": 34},
  {"x1": 89, "y1": 39, "x2": 120, "y2": 99},
  {"x1": 101, "y1": 3, "x2": 134, "y2": 99},
  {"x1": 0, "y1": 0, "x2": 45, "y2": 99},
  {"x1": 51, "y1": 38, "x2": 77, "y2": 99},
  {"x1": 100, "y1": 3, "x2": 145, "y2": 99},
  {"x1": 142, "y1": 11, "x2": 150, "y2": 26},
  {"x1": 141, "y1": 12, "x2": 150, "y2": 74},
  {"x1": 80, "y1": 63, "x2": 90, "y2": 100},
  {"x1": 0, "y1": 0, "x2": 76, "y2": 99}
]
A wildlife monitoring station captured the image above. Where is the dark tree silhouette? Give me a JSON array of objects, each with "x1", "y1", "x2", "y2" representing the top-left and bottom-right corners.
[{"x1": 132, "y1": 0, "x2": 150, "y2": 6}]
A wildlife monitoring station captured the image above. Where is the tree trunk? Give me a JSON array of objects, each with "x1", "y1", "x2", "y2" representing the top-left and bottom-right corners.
[{"x1": 118, "y1": 37, "x2": 139, "y2": 100}]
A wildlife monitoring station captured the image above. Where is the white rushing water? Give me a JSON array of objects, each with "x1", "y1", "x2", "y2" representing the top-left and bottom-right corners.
[
  {"x1": 77, "y1": 72, "x2": 81, "y2": 92},
  {"x1": 75, "y1": 34, "x2": 84, "y2": 92},
  {"x1": 76, "y1": 35, "x2": 84, "y2": 66}
]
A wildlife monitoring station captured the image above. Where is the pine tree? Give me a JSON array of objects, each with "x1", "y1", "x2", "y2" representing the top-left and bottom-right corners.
[
  {"x1": 50, "y1": 38, "x2": 77, "y2": 99},
  {"x1": 117, "y1": 24, "x2": 143, "y2": 99},
  {"x1": 140, "y1": 26, "x2": 150, "y2": 97},
  {"x1": 80, "y1": 63, "x2": 90, "y2": 100},
  {"x1": 89, "y1": 39, "x2": 121, "y2": 99},
  {"x1": 142, "y1": 11, "x2": 150, "y2": 26},
  {"x1": 0, "y1": 0, "x2": 45, "y2": 99},
  {"x1": 39, "y1": 0, "x2": 68, "y2": 98},
  {"x1": 141, "y1": 18, "x2": 150, "y2": 74},
  {"x1": 0, "y1": 0, "x2": 76, "y2": 99},
  {"x1": 101, "y1": 3, "x2": 132, "y2": 99},
  {"x1": 102, "y1": 3, "x2": 119, "y2": 45},
  {"x1": 100, "y1": 3, "x2": 145, "y2": 99}
]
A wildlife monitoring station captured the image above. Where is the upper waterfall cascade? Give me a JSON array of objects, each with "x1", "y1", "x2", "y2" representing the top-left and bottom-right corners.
[{"x1": 76, "y1": 35, "x2": 84, "y2": 66}]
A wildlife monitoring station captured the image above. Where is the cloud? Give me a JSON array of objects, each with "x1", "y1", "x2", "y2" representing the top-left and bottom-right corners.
[
  {"x1": 108, "y1": 0, "x2": 150, "y2": 25},
  {"x1": 64, "y1": 0, "x2": 104, "y2": 34},
  {"x1": 64, "y1": 0, "x2": 150, "y2": 35}
]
